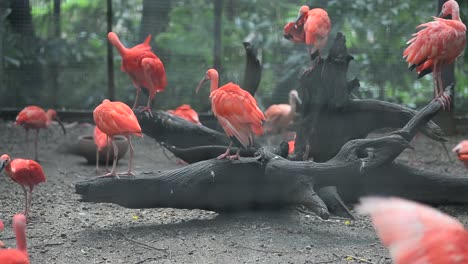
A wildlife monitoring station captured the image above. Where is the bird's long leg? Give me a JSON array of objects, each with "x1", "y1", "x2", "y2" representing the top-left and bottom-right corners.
[
  {"x1": 132, "y1": 87, "x2": 141, "y2": 110},
  {"x1": 26, "y1": 186, "x2": 33, "y2": 220},
  {"x1": 98, "y1": 137, "x2": 118, "y2": 178},
  {"x1": 217, "y1": 142, "x2": 233, "y2": 159},
  {"x1": 34, "y1": 129, "x2": 39, "y2": 162},
  {"x1": 118, "y1": 135, "x2": 135, "y2": 176},
  {"x1": 139, "y1": 96, "x2": 154, "y2": 117},
  {"x1": 437, "y1": 68, "x2": 451, "y2": 111},
  {"x1": 105, "y1": 135, "x2": 110, "y2": 172},
  {"x1": 21, "y1": 185, "x2": 28, "y2": 219},
  {"x1": 95, "y1": 148, "x2": 100, "y2": 173}
]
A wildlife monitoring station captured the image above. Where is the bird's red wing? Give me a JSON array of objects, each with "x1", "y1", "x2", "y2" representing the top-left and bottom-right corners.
[
  {"x1": 9, "y1": 159, "x2": 46, "y2": 186},
  {"x1": 0, "y1": 249, "x2": 30, "y2": 264},
  {"x1": 265, "y1": 104, "x2": 290, "y2": 121},
  {"x1": 357, "y1": 197, "x2": 468, "y2": 264},
  {"x1": 304, "y1": 9, "x2": 331, "y2": 47},
  {"x1": 141, "y1": 57, "x2": 167, "y2": 97},
  {"x1": 15, "y1": 106, "x2": 47, "y2": 126},
  {"x1": 404, "y1": 19, "x2": 466, "y2": 72},
  {"x1": 93, "y1": 126, "x2": 108, "y2": 150},
  {"x1": 210, "y1": 83, "x2": 265, "y2": 147},
  {"x1": 94, "y1": 102, "x2": 142, "y2": 137}
]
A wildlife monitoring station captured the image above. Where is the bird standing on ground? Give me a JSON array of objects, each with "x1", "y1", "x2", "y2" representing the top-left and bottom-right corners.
[
  {"x1": 0, "y1": 214, "x2": 30, "y2": 264},
  {"x1": 195, "y1": 69, "x2": 265, "y2": 160},
  {"x1": 167, "y1": 104, "x2": 202, "y2": 125},
  {"x1": 264, "y1": 90, "x2": 302, "y2": 137},
  {"x1": 284, "y1": 6, "x2": 331, "y2": 59},
  {"x1": 403, "y1": 0, "x2": 466, "y2": 109},
  {"x1": 357, "y1": 196, "x2": 468, "y2": 264},
  {"x1": 15, "y1": 106, "x2": 66, "y2": 161},
  {"x1": 93, "y1": 99, "x2": 142, "y2": 177},
  {"x1": 93, "y1": 126, "x2": 109, "y2": 173},
  {"x1": 453, "y1": 140, "x2": 468, "y2": 168},
  {"x1": 108, "y1": 32, "x2": 167, "y2": 115},
  {"x1": 0, "y1": 154, "x2": 46, "y2": 221}
]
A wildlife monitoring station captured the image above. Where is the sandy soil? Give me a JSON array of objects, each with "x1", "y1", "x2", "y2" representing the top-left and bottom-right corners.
[{"x1": 0, "y1": 121, "x2": 467, "y2": 264}]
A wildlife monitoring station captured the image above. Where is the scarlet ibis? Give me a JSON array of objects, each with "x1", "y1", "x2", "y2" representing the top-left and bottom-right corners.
[
  {"x1": 453, "y1": 140, "x2": 468, "y2": 168},
  {"x1": 167, "y1": 104, "x2": 202, "y2": 125},
  {"x1": 93, "y1": 126, "x2": 110, "y2": 173},
  {"x1": 357, "y1": 196, "x2": 468, "y2": 264},
  {"x1": 15, "y1": 106, "x2": 66, "y2": 161},
  {"x1": 264, "y1": 90, "x2": 302, "y2": 137},
  {"x1": 403, "y1": 0, "x2": 466, "y2": 109},
  {"x1": 108, "y1": 32, "x2": 167, "y2": 115},
  {"x1": 195, "y1": 69, "x2": 265, "y2": 160},
  {"x1": 0, "y1": 154, "x2": 46, "y2": 220},
  {"x1": 0, "y1": 214, "x2": 29, "y2": 264},
  {"x1": 284, "y1": 6, "x2": 331, "y2": 58},
  {"x1": 93, "y1": 99, "x2": 142, "y2": 177}
]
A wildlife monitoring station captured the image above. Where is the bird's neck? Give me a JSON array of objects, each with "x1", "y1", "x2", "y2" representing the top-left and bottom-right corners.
[
  {"x1": 109, "y1": 38, "x2": 128, "y2": 56},
  {"x1": 209, "y1": 78, "x2": 219, "y2": 93},
  {"x1": 289, "y1": 99, "x2": 297, "y2": 118},
  {"x1": 14, "y1": 224, "x2": 27, "y2": 254}
]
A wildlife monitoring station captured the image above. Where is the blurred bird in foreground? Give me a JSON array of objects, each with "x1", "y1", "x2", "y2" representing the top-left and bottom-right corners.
[
  {"x1": 453, "y1": 140, "x2": 468, "y2": 168},
  {"x1": 196, "y1": 69, "x2": 265, "y2": 160},
  {"x1": 0, "y1": 214, "x2": 29, "y2": 264},
  {"x1": 168, "y1": 104, "x2": 202, "y2": 125},
  {"x1": 357, "y1": 196, "x2": 468, "y2": 264}
]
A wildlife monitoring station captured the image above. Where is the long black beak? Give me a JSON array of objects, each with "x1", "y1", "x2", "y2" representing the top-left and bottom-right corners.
[
  {"x1": 0, "y1": 161, "x2": 6, "y2": 173},
  {"x1": 295, "y1": 13, "x2": 305, "y2": 26},
  {"x1": 56, "y1": 117, "x2": 66, "y2": 135},
  {"x1": 195, "y1": 77, "x2": 208, "y2": 94},
  {"x1": 439, "y1": 12, "x2": 452, "y2": 19},
  {"x1": 284, "y1": 34, "x2": 292, "y2": 40}
]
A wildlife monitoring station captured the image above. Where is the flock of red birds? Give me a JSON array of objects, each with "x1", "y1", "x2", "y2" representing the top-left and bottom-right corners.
[{"x1": 0, "y1": 1, "x2": 466, "y2": 263}]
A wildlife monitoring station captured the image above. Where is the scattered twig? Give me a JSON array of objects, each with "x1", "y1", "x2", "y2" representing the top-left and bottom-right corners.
[
  {"x1": 117, "y1": 231, "x2": 168, "y2": 253},
  {"x1": 345, "y1": 255, "x2": 375, "y2": 264}
]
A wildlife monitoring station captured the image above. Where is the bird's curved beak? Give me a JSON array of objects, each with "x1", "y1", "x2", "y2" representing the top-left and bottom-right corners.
[
  {"x1": 195, "y1": 77, "x2": 208, "y2": 94},
  {"x1": 284, "y1": 34, "x2": 292, "y2": 40},
  {"x1": 55, "y1": 117, "x2": 66, "y2": 135},
  {"x1": 293, "y1": 93, "x2": 303, "y2": 105},
  {"x1": 452, "y1": 144, "x2": 462, "y2": 153},
  {"x1": 438, "y1": 11, "x2": 451, "y2": 19},
  {"x1": 295, "y1": 14, "x2": 305, "y2": 26},
  {"x1": 0, "y1": 160, "x2": 6, "y2": 174}
]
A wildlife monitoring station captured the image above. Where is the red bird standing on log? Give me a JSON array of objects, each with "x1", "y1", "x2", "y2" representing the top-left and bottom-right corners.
[
  {"x1": 93, "y1": 99, "x2": 142, "y2": 177},
  {"x1": 358, "y1": 197, "x2": 468, "y2": 264},
  {"x1": 0, "y1": 214, "x2": 29, "y2": 264},
  {"x1": 0, "y1": 154, "x2": 46, "y2": 221},
  {"x1": 108, "y1": 32, "x2": 167, "y2": 115},
  {"x1": 168, "y1": 104, "x2": 202, "y2": 125},
  {"x1": 15, "y1": 106, "x2": 66, "y2": 161},
  {"x1": 403, "y1": 0, "x2": 466, "y2": 109},
  {"x1": 196, "y1": 69, "x2": 265, "y2": 160}
]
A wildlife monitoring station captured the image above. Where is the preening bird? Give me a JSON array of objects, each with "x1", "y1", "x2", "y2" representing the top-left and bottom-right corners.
[
  {"x1": 403, "y1": 0, "x2": 466, "y2": 109},
  {"x1": 168, "y1": 104, "x2": 201, "y2": 125},
  {"x1": 264, "y1": 90, "x2": 302, "y2": 136},
  {"x1": 93, "y1": 99, "x2": 142, "y2": 177},
  {"x1": 357, "y1": 196, "x2": 468, "y2": 264},
  {"x1": 108, "y1": 32, "x2": 167, "y2": 115},
  {"x1": 0, "y1": 154, "x2": 46, "y2": 220},
  {"x1": 0, "y1": 214, "x2": 29, "y2": 264},
  {"x1": 15, "y1": 106, "x2": 66, "y2": 161},
  {"x1": 195, "y1": 69, "x2": 265, "y2": 160},
  {"x1": 93, "y1": 126, "x2": 110, "y2": 173},
  {"x1": 453, "y1": 140, "x2": 468, "y2": 168}
]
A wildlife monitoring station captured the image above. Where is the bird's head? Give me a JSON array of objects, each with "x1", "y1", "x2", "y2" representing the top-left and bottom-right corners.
[
  {"x1": 283, "y1": 22, "x2": 294, "y2": 40},
  {"x1": 47, "y1": 109, "x2": 66, "y2": 135},
  {"x1": 0, "y1": 154, "x2": 12, "y2": 173},
  {"x1": 289, "y1": 90, "x2": 302, "y2": 105},
  {"x1": 439, "y1": 0, "x2": 458, "y2": 19},
  {"x1": 452, "y1": 140, "x2": 468, "y2": 155},
  {"x1": 296, "y1": 5, "x2": 310, "y2": 25},
  {"x1": 195, "y1": 69, "x2": 219, "y2": 93}
]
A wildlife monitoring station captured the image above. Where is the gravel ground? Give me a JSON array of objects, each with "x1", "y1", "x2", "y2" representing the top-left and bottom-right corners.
[{"x1": 0, "y1": 120, "x2": 467, "y2": 264}]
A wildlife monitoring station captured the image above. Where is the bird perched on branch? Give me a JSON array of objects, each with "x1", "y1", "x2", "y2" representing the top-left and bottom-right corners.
[
  {"x1": 196, "y1": 69, "x2": 265, "y2": 160},
  {"x1": 264, "y1": 90, "x2": 302, "y2": 137},
  {"x1": 168, "y1": 104, "x2": 201, "y2": 125},
  {"x1": 358, "y1": 196, "x2": 468, "y2": 264},
  {"x1": 15, "y1": 106, "x2": 66, "y2": 161},
  {"x1": 93, "y1": 99, "x2": 142, "y2": 177},
  {"x1": 0, "y1": 154, "x2": 46, "y2": 221},
  {"x1": 0, "y1": 214, "x2": 29, "y2": 263},
  {"x1": 108, "y1": 32, "x2": 167, "y2": 115},
  {"x1": 403, "y1": 0, "x2": 466, "y2": 110}
]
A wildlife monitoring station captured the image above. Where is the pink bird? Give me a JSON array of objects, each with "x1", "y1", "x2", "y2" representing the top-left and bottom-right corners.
[
  {"x1": 284, "y1": 6, "x2": 331, "y2": 58},
  {"x1": 0, "y1": 214, "x2": 30, "y2": 264},
  {"x1": 108, "y1": 32, "x2": 167, "y2": 115},
  {"x1": 196, "y1": 69, "x2": 265, "y2": 160},
  {"x1": 264, "y1": 90, "x2": 302, "y2": 137},
  {"x1": 0, "y1": 220, "x2": 4, "y2": 248},
  {"x1": 15, "y1": 106, "x2": 66, "y2": 161},
  {"x1": 452, "y1": 140, "x2": 468, "y2": 168},
  {"x1": 403, "y1": 0, "x2": 466, "y2": 109},
  {"x1": 93, "y1": 126, "x2": 110, "y2": 173},
  {"x1": 0, "y1": 154, "x2": 46, "y2": 220},
  {"x1": 357, "y1": 196, "x2": 468, "y2": 264},
  {"x1": 167, "y1": 104, "x2": 202, "y2": 125},
  {"x1": 93, "y1": 99, "x2": 143, "y2": 177}
]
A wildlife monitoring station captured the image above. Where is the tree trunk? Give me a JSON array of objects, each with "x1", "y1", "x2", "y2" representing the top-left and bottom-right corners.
[
  {"x1": 106, "y1": 0, "x2": 115, "y2": 100},
  {"x1": 213, "y1": 0, "x2": 223, "y2": 71},
  {"x1": 50, "y1": 0, "x2": 61, "y2": 107}
]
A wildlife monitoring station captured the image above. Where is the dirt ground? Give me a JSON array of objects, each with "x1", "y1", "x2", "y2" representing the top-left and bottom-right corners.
[{"x1": 0, "y1": 120, "x2": 467, "y2": 264}]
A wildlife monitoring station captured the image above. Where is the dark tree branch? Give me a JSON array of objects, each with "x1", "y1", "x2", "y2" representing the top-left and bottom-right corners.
[{"x1": 242, "y1": 42, "x2": 262, "y2": 96}]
